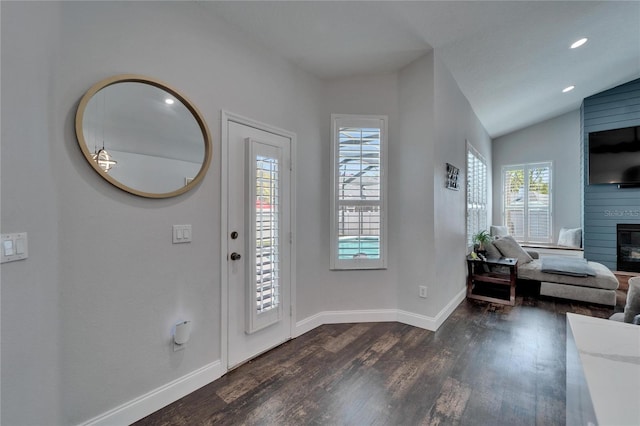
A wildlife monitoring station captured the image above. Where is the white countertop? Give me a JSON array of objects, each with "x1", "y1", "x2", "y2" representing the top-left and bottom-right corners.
[{"x1": 566, "y1": 313, "x2": 640, "y2": 426}]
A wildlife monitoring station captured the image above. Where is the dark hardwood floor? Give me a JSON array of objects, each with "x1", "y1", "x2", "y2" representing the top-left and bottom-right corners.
[{"x1": 135, "y1": 293, "x2": 619, "y2": 426}]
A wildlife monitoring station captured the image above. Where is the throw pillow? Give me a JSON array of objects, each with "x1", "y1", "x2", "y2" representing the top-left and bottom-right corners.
[
  {"x1": 558, "y1": 227, "x2": 582, "y2": 248},
  {"x1": 493, "y1": 235, "x2": 533, "y2": 265},
  {"x1": 623, "y1": 277, "x2": 640, "y2": 323},
  {"x1": 484, "y1": 240, "x2": 502, "y2": 259},
  {"x1": 490, "y1": 225, "x2": 509, "y2": 238}
]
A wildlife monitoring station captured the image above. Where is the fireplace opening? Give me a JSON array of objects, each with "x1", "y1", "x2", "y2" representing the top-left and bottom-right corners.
[{"x1": 617, "y1": 224, "x2": 640, "y2": 272}]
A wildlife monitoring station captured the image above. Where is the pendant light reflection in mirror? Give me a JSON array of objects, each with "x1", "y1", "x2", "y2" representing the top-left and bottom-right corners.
[{"x1": 88, "y1": 87, "x2": 117, "y2": 173}]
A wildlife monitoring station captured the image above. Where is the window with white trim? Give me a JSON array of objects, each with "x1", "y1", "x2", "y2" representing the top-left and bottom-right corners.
[
  {"x1": 466, "y1": 143, "x2": 488, "y2": 247},
  {"x1": 330, "y1": 115, "x2": 387, "y2": 270},
  {"x1": 502, "y1": 162, "x2": 552, "y2": 243}
]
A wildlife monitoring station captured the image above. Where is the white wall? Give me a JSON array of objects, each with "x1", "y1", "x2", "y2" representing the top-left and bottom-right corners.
[
  {"x1": 433, "y1": 54, "x2": 492, "y2": 311},
  {"x1": 1, "y1": 2, "x2": 323, "y2": 425},
  {"x1": 492, "y1": 110, "x2": 581, "y2": 241},
  {"x1": 396, "y1": 54, "x2": 437, "y2": 314},
  {"x1": 1, "y1": 3, "x2": 64, "y2": 424},
  {"x1": 305, "y1": 73, "x2": 400, "y2": 315},
  {"x1": 394, "y1": 52, "x2": 491, "y2": 318}
]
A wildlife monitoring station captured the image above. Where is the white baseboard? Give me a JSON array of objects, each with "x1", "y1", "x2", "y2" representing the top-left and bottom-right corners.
[
  {"x1": 295, "y1": 289, "x2": 466, "y2": 337},
  {"x1": 294, "y1": 309, "x2": 397, "y2": 337},
  {"x1": 398, "y1": 288, "x2": 466, "y2": 331},
  {"x1": 81, "y1": 360, "x2": 225, "y2": 426}
]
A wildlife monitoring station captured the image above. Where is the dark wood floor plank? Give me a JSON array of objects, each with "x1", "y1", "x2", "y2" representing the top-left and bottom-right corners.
[
  {"x1": 422, "y1": 377, "x2": 472, "y2": 426},
  {"x1": 134, "y1": 295, "x2": 615, "y2": 426}
]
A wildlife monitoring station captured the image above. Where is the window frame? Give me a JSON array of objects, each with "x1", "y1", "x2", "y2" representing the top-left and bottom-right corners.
[
  {"x1": 466, "y1": 142, "x2": 488, "y2": 247},
  {"x1": 502, "y1": 162, "x2": 553, "y2": 244},
  {"x1": 330, "y1": 114, "x2": 388, "y2": 270}
]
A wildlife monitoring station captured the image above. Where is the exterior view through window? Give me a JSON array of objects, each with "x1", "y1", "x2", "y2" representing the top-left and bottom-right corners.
[
  {"x1": 331, "y1": 115, "x2": 387, "y2": 270},
  {"x1": 503, "y1": 162, "x2": 552, "y2": 243}
]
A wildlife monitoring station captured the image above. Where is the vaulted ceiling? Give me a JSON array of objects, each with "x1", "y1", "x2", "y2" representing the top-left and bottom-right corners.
[{"x1": 200, "y1": 1, "x2": 640, "y2": 138}]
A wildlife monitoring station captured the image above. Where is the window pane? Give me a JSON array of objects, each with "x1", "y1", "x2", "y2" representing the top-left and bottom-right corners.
[
  {"x1": 337, "y1": 205, "x2": 380, "y2": 259},
  {"x1": 527, "y1": 166, "x2": 550, "y2": 242},
  {"x1": 504, "y1": 168, "x2": 525, "y2": 238},
  {"x1": 331, "y1": 115, "x2": 386, "y2": 270},
  {"x1": 466, "y1": 145, "x2": 487, "y2": 246},
  {"x1": 338, "y1": 127, "x2": 380, "y2": 201},
  {"x1": 502, "y1": 163, "x2": 552, "y2": 243}
]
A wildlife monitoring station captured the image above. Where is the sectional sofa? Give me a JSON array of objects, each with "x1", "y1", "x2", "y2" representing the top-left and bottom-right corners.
[{"x1": 485, "y1": 235, "x2": 619, "y2": 306}]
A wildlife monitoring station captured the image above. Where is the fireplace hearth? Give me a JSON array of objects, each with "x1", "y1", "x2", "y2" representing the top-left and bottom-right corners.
[{"x1": 617, "y1": 224, "x2": 640, "y2": 272}]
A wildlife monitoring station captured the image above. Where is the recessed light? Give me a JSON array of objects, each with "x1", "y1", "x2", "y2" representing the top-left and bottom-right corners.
[
  {"x1": 570, "y1": 38, "x2": 588, "y2": 49},
  {"x1": 165, "y1": 98, "x2": 175, "y2": 105},
  {"x1": 563, "y1": 85, "x2": 575, "y2": 93}
]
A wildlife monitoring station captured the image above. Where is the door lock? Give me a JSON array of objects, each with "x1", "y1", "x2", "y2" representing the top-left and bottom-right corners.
[
  {"x1": 230, "y1": 231, "x2": 239, "y2": 239},
  {"x1": 230, "y1": 252, "x2": 242, "y2": 261}
]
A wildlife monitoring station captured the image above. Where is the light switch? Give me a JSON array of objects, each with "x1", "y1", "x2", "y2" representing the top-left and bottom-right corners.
[
  {"x1": 172, "y1": 225, "x2": 192, "y2": 244},
  {"x1": 3, "y1": 239, "x2": 14, "y2": 256},
  {"x1": 16, "y1": 238, "x2": 25, "y2": 255},
  {"x1": 1, "y1": 232, "x2": 28, "y2": 263}
]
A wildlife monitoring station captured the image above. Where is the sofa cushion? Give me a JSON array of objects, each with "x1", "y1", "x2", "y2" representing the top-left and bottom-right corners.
[
  {"x1": 558, "y1": 227, "x2": 582, "y2": 248},
  {"x1": 483, "y1": 240, "x2": 503, "y2": 259},
  {"x1": 624, "y1": 277, "x2": 640, "y2": 323},
  {"x1": 493, "y1": 235, "x2": 533, "y2": 265},
  {"x1": 490, "y1": 225, "x2": 509, "y2": 238},
  {"x1": 518, "y1": 259, "x2": 619, "y2": 290}
]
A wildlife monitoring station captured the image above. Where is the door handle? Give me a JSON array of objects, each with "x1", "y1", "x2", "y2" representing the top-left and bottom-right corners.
[{"x1": 230, "y1": 252, "x2": 242, "y2": 261}]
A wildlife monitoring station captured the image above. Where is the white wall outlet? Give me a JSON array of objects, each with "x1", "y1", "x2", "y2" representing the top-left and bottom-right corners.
[{"x1": 419, "y1": 285, "x2": 428, "y2": 298}]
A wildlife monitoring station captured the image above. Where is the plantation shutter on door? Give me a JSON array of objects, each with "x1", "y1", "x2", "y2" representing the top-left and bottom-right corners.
[{"x1": 246, "y1": 138, "x2": 283, "y2": 333}]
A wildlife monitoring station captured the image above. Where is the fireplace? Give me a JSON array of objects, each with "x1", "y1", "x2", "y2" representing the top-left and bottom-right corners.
[{"x1": 617, "y1": 224, "x2": 640, "y2": 272}]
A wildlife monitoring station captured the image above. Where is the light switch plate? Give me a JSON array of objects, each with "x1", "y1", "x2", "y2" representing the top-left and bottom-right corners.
[
  {"x1": 172, "y1": 225, "x2": 192, "y2": 244},
  {"x1": 1, "y1": 232, "x2": 28, "y2": 263}
]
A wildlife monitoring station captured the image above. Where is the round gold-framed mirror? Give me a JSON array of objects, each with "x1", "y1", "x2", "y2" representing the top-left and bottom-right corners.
[{"x1": 75, "y1": 74, "x2": 212, "y2": 198}]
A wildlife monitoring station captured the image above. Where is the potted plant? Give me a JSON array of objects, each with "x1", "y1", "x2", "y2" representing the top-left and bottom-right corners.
[{"x1": 472, "y1": 230, "x2": 491, "y2": 254}]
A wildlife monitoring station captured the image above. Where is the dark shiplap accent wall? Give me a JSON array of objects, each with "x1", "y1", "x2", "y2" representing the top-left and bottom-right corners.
[{"x1": 583, "y1": 78, "x2": 640, "y2": 269}]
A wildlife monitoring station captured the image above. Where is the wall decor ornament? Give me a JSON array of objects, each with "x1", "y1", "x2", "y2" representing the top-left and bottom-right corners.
[
  {"x1": 446, "y1": 163, "x2": 460, "y2": 190},
  {"x1": 75, "y1": 74, "x2": 212, "y2": 198}
]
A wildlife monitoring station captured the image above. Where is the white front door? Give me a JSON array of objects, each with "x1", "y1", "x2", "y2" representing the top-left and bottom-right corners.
[{"x1": 226, "y1": 118, "x2": 292, "y2": 369}]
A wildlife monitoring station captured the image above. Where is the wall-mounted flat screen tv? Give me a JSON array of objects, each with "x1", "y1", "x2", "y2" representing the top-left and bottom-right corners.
[{"x1": 589, "y1": 125, "x2": 640, "y2": 185}]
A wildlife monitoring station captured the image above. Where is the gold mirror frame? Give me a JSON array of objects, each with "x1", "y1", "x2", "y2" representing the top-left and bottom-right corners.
[{"x1": 75, "y1": 74, "x2": 212, "y2": 198}]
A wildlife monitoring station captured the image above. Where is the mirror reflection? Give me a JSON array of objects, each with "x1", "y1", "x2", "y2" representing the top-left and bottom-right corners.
[{"x1": 76, "y1": 75, "x2": 212, "y2": 198}]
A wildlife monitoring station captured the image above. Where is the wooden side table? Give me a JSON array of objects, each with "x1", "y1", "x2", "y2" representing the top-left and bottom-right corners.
[{"x1": 466, "y1": 256, "x2": 518, "y2": 306}]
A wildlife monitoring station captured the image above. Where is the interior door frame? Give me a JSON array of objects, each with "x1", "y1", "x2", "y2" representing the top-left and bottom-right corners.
[{"x1": 220, "y1": 110, "x2": 297, "y2": 371}]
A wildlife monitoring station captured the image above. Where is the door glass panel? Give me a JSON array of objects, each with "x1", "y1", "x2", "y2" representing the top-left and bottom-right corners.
[
  {"x1": 246, "y1": 138, "x2": 283, "y2": 334},
  {"x1": 255, "y1": 155, "x2": 279, "y2": 313}
]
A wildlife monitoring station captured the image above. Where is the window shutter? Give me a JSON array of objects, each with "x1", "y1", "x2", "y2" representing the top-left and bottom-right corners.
[
  {"x1": 502, "y1": 163, "x2": 552, "y2": 243},
  {"x1": 527, "y1": 165, "x2": 551, "y2": 242},
  {"x1": 331, "y1": 115, "x2": 387, "y2": 270},
  {"x1": 466, "y1": 144, "x2": 487, "y2": 246},
  {"x1": 504, "y1": 167, "x2": 525, "y2": 240}
]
